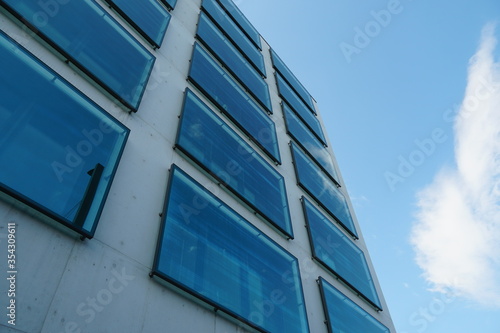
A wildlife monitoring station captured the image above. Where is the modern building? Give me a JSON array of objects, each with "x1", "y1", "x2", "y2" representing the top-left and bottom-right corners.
[{"x1": 0, "y1": 0, "x2": 396, "y2": 332}]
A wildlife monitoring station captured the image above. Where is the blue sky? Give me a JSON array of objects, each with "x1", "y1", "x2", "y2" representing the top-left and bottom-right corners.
[{"x1": 238, "y1": 0, "x2": 500, "y2": 332}]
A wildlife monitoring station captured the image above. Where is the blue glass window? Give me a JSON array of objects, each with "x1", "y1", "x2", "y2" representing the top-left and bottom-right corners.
[
  {"x1": 216, "y1": 0, "x2": 261, "y2": 50},
  {"x1": 201, "y1": 0, "x2": 266, "y2": 77},
  {"x1": 271, "y1": 49, "x2": 316, "y2": 113},
  {"x1": 159, "y1": 0, "x2": 176, "y2": 10},
  {"x1": 188, "y1": 43, "x2": 280, "y2": 163},
  {"x1": 103, "y1": 0, "x2": 171, "y2": 48},
  {"x1": 175, "y1": 90, "x2": 292, "y2": 237},
  {"x1": 0, "y1": 32, "x2": 129, "y2": 238},
  {"x1": 318, "y1": 278, "x2": 389, "y2": 333},
  {"x1": 290, "y1": 143, "x2": 357, "y2": 238},
  {"x1": 303, "y1": 198, "x2": 381, "y2": 309},
  {"x1": 277, "y1": 74, "x2": 326, "y2": 145},
  {"x1": 283, "y1": 103, "x2": 339, "y2": 183},
  {"x1": 0, "y1": 0, "x2": 155, "y2": 111},
  {"x1": 197, "y1": 13, "x2": 272, "y2": 112},
  {"x1": 152, "y1": 165, "x2": 310, "y2": 333}
]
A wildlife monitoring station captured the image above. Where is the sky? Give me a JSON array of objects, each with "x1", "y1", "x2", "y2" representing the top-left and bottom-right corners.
[{"x1": 237, "y1": 0, "x2": 500, "y2": 332}]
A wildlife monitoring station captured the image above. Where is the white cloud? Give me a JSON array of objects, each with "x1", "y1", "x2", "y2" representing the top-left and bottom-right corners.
[{"x1": 411, "y1": 23, "x2": 500, "y2": 308}]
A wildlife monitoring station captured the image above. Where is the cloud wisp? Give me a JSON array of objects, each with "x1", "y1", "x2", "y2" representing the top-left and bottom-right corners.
[{"x1": 411, "y1": 23, "x2": 500, "y2": 308}]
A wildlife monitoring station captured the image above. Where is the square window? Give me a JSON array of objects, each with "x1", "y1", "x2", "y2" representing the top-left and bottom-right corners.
[
  {"x1": 304, "y1": 198, "x2": 381, "y2": 309},
  {"x1": 318, "y1": 278, "x2": 389, "y2": 333},
  {"x1": 152, "y1": 165, "x2": 310, "y2": 333},
  {"x1": 175, "y1": 90, "x2": 292, "y2": 238},
  {"x1": 188, "y1": 43, "x2": 280, "y2": 163},
  {"x1": 104, "y1": 0, "x2": 171, "y2": 48},
  {"x1": 0, "y1": 32, "x2": 129, "y2": 238},
  {"x1": 290, "y1": 142, "x2": 357, "y2": 238}
]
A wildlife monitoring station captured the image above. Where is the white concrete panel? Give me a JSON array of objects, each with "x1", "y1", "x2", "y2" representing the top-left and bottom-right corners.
[
  {"x1": 0, "y1": 204, "x2": 76, "y2": 332},
  {"x1": 90, "y1": 115, "x2": 175, "y2": 267},
  {"x1": 214, "y1": 314, "x2": 253, "y2": 333},
  {"x1": 40, "y1": 241, "x2": 148, "y2": 333},
  {"x1": 140, "y1": 281, "x2": 216, "y2": 332}
]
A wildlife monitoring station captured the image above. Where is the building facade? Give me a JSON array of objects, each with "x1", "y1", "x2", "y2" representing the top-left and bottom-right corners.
[{"x1": 0, "y1": 0, "x2": 396, "y2": 332}]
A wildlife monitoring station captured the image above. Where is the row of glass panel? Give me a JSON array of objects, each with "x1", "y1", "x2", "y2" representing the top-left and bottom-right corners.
[
  {"x1": 291, "y1": 142, "x2": 358, "y2": 239},
  {"x1": 173, "y1": 81, "x2": 381, "y2": 312},
  {"x1": 103, "y1": 0, "x2": 171, "y2": 49},
  {"x1": 276, "y1": 72, "x2": 326, "y2": 145},
  {"x1": 0, "y1": 24, "x2": 388, "y2": 333},
  {"x1": 283, "y1": 102, "x2": 339, "y2": 184},
  {"x1": 186, "y1": 5, "x2": 381, "y2": 313},
  {"x1": 271, "y1": 49, "x2": 316, "y2": 113},
  {"x1": 0, "y1": 0, "x2": 178, "y2": 112},
  {"x1": 151, "y1": 164, "x2": 389, "y2": 333},
  {"x1": 303, "y1": 197, "x2": 381, "y2": 310},
  {"x1": 152, "y1": 165, "x2": 308, "y2": 333},
  {"x1": 201, "y1": 0, "x2": 266, "y2": 77},
  {"x1": 196, "y1": 12, "x2": 272, "y2": 112},
  {"x1": 216, "y1": 0, "x2": 261, "y2": 50},
  {"x1": 1, "y1": 0, "x2": 385, "y2": 327},
  {"x1": 175, "y1": 89, "x2": 292, "y2": 238},
  {"x1": 270, "y1": 47, "x2": 345, "y2": 188},
  {"x1": 187, "y1": 43, "x2": 280, "y2": 163}
]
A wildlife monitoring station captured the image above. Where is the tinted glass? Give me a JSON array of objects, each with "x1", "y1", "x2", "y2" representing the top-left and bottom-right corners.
[
  {"x1": 159, "y1": 0, "x2": 177, "y2": 10},
  {"x1": 276, "y1": 74, "x2": 326, "y2": 144},
  {"x1": 1, "y1": 0, "x2": 155, "y2": 111},
  {"x1": 197, "y1": 13, "x2": 271, "y2": 112},
  {"x1": 291, "y1": 143, "x2": 357, "y2": 238},
  {"x1": 153, "y1": 166, "x2": 310, "y2": 333},
  {"x1": 216, "y1": 0, "x2": 261, "y2": 49},
  {"x1": 283, "y1": 103, "x2": 338, "y2": 182},
  {"x1": 188, "y1": 43, "x2": 280, "y2": 163},
  {"x1": 104, "y1": 0, "x2": 171, "y2": 48},
  {"x1": 176, "y1": 90, "x2": 291, "y2": 237},
  {"x1": 201, "y1": 0, "x2": 265, "y2": 76},
  {"x1": 0, "y1": 32, "x2": 129, "y2": 237},
  {"x1": 319, "y1": 278, "x2": 389, "y2": 333},
  {"x1": 271, "y1": 49, "x2": 315, "y2": 113},
  {"x1": 304, "y1": 198, "x2": 381, "y2": 309}
]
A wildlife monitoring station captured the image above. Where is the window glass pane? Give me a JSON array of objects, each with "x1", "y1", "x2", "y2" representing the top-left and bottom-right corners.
[
  {"x1": 1, "y1": 0, "x2": 155, "y2": 111},
  {"x1": 271, "y1": 49, "x2": 315, "y2": 113},
  {"x1": 197, "y1": 13, "x2": 271, "y2": 112},
  {"x1": 216, "y1": 0, "x2": 261, "y2": 49},
  {"x1": 159, "y1": 0, "x2": 177, "y2": 10},
  {"x1": 303, "y1": 198, "x2": 381, "y2": 309},
  {"x1": 188, "y1": 43, "x2": 280, "y2": 163},
  {"x1": 153, "y1": 166, "x2": 310, "y2": 333},
  {"x1": 283, "y1": 103, "x2": 338, "y2": 182},
  {"x1": 276, "y1": 73, "x2": 326, "y2": 144},
  {"x1": 176, "y1": 90, "x2": 292, "y2": 237},
  {"x1": 104, "y1": 0, "x2": 171, "y2": 48},
  {"x1": 201, "y1": 0, "x2": 265, "y2": 76},
  {"x1": 0, "y1": 32, "x2": 129, "y2": 237},
  {"x1": 291, "y1": 143, "x2": 357, "y2": 238},
  {"x1": 319, "y1": 278, "x2": 389, "y2": 333}
]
